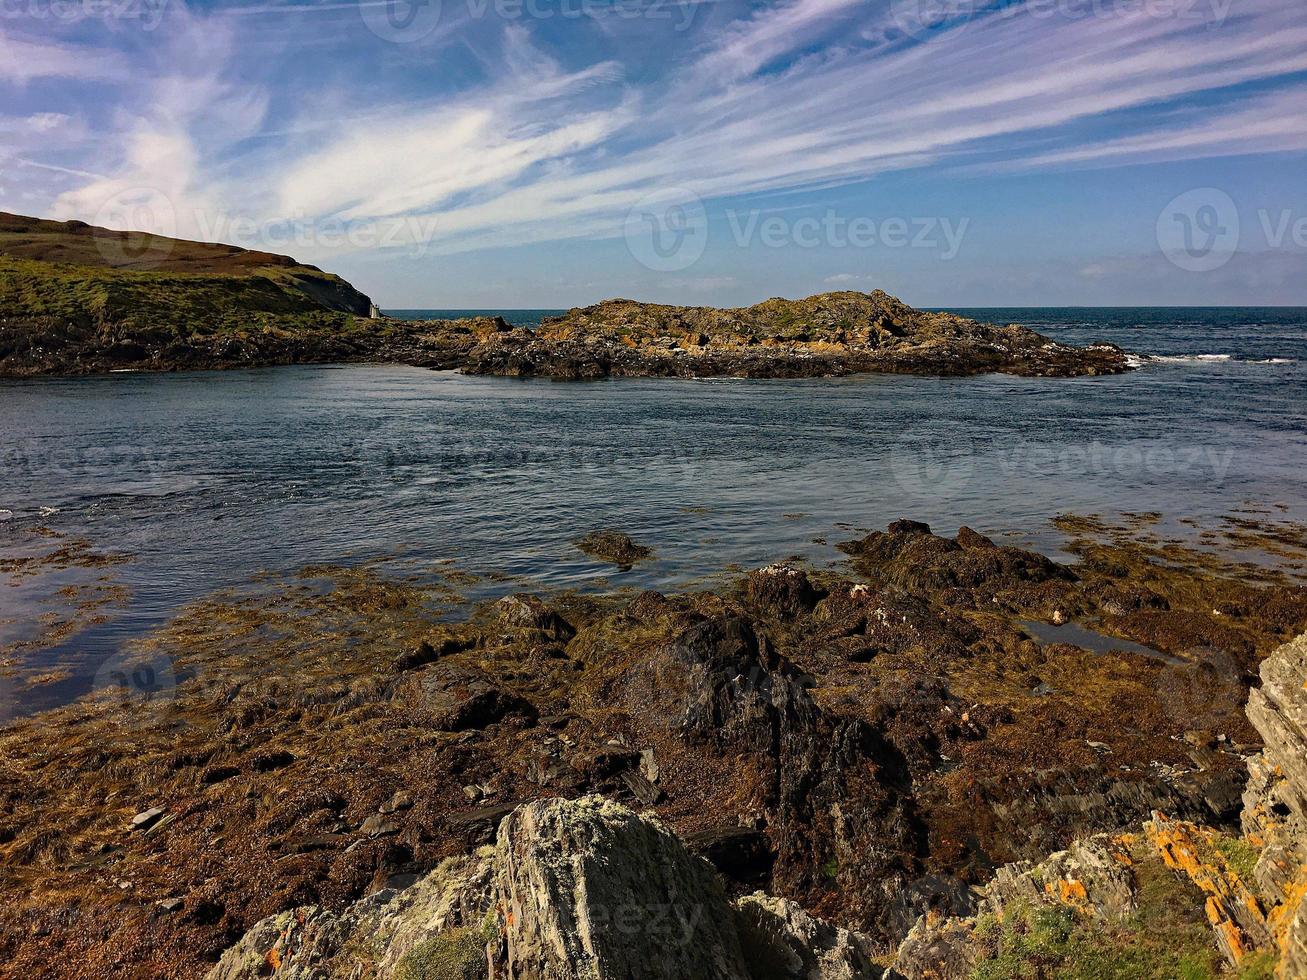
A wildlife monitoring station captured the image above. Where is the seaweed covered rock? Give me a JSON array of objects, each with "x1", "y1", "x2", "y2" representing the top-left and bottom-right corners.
[
  {"x1": 745, "y1": 564, "x2": 823, "y2": 619},
  {"x1": 838, "y1": 522, "x2": 1073, "y2": 602},
  {"x1": 575, "y1": 530, "x2": 654, "y2": 566}
]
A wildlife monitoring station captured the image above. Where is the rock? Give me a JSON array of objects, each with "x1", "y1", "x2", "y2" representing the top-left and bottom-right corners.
[
  {"x1": 130, "y1": 807, "x2": 165, "y2": 832},
  {"x1": 584, "y1": 608, "x2": 918, "y2": 936},
  {"x1": 888, "y1": 834, "x2": 1137, "y2": 978},
  {"x1": 205, "y1": 850, "x2": 497, "y2": 980},
  {"x1": 496, "y1": 796, "x2": 752, "y2": 978},
  {"x1": 210, "y1": 796, "x2": 883, "y2": 979},
  {"x1": 617, "y1": 769, "x2": 663, "y2": 805},
  {"x1": 392, "y1": 634, "x2": 474, "y2": 672},
  {"x1": 575, "y1": 530, "x2": 654, "y2": 566},
  {"x1": 889, "y1": 913, "x2": 977, "y2": 980},
  {"x1": 1240, "y1": 631, "x2": 1307, "y2": 977},
  {"x1": 156, "y1": 898, "x2": 184, "y2": 914},
  {"x1": 380, "y1": 791, "x2": 414, "y2": 814},
  {"x1": 685, "y1": 826, "x2": 775, "y2": 885},
  {"x1": 737, "y1": 892, "x2": 882, "y2": 980},
  {"x1": 494, "y1": 593, "x2": 575, "y2": 642},
  {"x1": 745, "y1": 564, "x2": 822, "y2": 619},
  {"x1": 360, "y1": 815, "x2": 400, "y2": 838},
  {"x1": 639, "y1": 747, "x2": 660, "y2": 783},
  {"x1": 954, "y1": 526, "x2": 996, "y2": 550},
  {"x1": 1145, "y1": 811, "x2": 1272, "y2": 966},
  {"x1": 420, "y1": 677, "x2": 539, "y2": 732}
]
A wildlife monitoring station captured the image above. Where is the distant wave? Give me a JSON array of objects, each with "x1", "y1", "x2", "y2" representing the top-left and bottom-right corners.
[{"x1": 1137, "y1": 353, "x2": 1296, "y2": 366}]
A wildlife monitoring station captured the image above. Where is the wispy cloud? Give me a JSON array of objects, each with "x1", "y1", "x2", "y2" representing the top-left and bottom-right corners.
[{"x1": 21, "y1": 0, "x2": 1307, "y2": 263}]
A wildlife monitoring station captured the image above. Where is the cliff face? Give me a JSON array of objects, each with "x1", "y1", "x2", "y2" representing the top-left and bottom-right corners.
[
  {"x1": 0, "y1": 212, "x2": 522, "y2": 376},
  {"x1": 1243, "y1": 632, "x2": 1307, "y2": 976}
]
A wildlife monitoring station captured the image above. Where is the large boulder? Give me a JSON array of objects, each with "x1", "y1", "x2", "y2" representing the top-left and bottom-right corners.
[
  {"x1": 495, "y1": 796, "x2": 751, "y2": 978},
  {"x1": 207, "y1": 796, "x2": 884, "y2": 980}
]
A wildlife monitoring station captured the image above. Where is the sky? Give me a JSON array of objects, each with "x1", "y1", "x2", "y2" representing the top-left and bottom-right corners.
[{"x1": 2, "y1": 0, "x2": 1305, "y2": 308}]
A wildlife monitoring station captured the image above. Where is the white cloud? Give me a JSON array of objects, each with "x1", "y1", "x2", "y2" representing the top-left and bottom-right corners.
[{"x1": 28, "y1": 0, "x2": 1307, "y2": 264}]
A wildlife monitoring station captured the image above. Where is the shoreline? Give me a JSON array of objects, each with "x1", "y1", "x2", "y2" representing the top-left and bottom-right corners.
[{"x1": 2, "y1": 513, "x2": 1305, "y2": 976}]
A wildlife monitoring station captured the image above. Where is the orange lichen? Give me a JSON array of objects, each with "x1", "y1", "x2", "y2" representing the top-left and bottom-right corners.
[{"x1": 1147, "y1": 812, "x2": 1271, "y2": 966}]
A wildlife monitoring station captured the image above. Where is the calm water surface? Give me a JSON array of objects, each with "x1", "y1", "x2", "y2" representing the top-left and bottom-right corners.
[{"x1": 2, "y1": 308, "x2": 1305, "y2": 713}]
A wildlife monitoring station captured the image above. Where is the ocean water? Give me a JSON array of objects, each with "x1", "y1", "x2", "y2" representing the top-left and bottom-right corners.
[{"x1": 1, "y1": 308, "x2": 1305, "y2": 715}]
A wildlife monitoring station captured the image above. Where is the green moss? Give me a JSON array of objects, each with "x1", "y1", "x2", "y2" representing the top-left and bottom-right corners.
[
  {"x1": 393, "y1": 927, "x2": 487, "y2": 980},
  {"x1": 1213, "y1": 835, "x2": 1261, "y2": 885},
  {"x1": 968, "y1": 878, "x2": 1230, "y2": 980},
  {"x1": 1235, "y1": 951, "x2": 1278, "y2": 980}
]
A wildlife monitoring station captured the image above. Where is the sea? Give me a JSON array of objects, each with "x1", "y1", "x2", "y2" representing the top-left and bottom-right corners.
[{"x1": 1, "y1": 307, "x2": 1304, "y2": 715}]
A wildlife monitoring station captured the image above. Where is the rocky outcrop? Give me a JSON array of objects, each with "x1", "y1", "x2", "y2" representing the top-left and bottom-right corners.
[
  {"x1": 1145, "y1": 812, "x2": 1272, "y2": 966},
  {"x1": 207, "y1": 796, "x2": 883, "y2": 980},
  {"x1": 892, "y1": 630, "x2": 1307, "y2": 979},
  {"x1": 1242, "y1": 631, "x2": 1307, "y2": 977},
  {"x1": 887, "y1": 834, "x2": 1136, "y2": 979},
  {"x1": 574, "y1": 531, "x2": 654, "y2": 566},
  {"x1": 461, "y1": 292, "x2": 1130, "y2": 380}
]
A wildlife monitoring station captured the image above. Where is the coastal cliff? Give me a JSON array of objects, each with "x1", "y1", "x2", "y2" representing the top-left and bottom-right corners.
[{"x1": 0, "y1": 212, "x2": 1129, "y2": 379}]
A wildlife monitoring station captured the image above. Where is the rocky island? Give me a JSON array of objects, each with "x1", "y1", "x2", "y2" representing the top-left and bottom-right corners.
[
  {"x1": 0, "y1": 212, "x2": 1129, "y2": 379},
  {"x1": 1, "y1": 514, "x2": 1305, "y2": 977}
]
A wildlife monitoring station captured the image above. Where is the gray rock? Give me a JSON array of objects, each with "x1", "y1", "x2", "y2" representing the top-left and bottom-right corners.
[
  {"x1": 495, "y1": 796, "x2": 751, "y2": 979},
  {"x1": 130, "y1": 807, "x2": 165, "y2": 831},
  {"x1": 209, "y1": 796, "x2": 882, "y2": 980}
]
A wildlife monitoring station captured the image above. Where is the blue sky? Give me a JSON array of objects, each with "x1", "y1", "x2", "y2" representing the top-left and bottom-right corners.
[{"x1": 2, "y1": 0, "x2": 1305, "y2": 307}]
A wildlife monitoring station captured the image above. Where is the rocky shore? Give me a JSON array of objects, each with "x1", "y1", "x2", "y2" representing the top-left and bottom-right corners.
[
  {"x1": 0, "y1": 213, "x2": 1129, "y2": 379},
  {"x1": 460, "y1": 293, "x2": 1131, "y2": 380},
  {"x1": 1, "y1": 515, "x2": 1304, "y2": 977}
]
